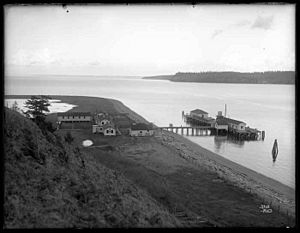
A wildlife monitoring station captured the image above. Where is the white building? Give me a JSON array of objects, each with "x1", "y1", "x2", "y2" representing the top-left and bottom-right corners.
[
  {"x1": 103, "y1": 123, "x2": 116, "y2": 136},
  {"x1": 129, "y1": 123, "x2": 154, "y2": 136},
  {"x1": 190, "y1": 109, "x2": 209, "y2": 119},
  {"x1": 57, "y1": 112, "x2": 91, "y2": 122},
  {"x1": 217, "y1": 116, "x2": 246, "y2": 132},
  {"x1": 92, "y1": 124, "x2": 104, "y2": 133},
  {"x1": 92, "y1": 122, "x2": 116, "y2": 136}
]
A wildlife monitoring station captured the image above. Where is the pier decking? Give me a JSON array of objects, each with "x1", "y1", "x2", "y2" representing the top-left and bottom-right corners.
[{"x1": 159, "y1": 126, "x2": 212, "y2": 136}]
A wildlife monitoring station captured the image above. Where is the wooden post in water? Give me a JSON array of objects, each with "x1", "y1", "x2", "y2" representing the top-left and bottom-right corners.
[
  {"x1": 262, "y1": 131, "x2": 265, "y2": 140},
  {"x1": 181, "y1": 127, "x2": 183, "y2": 135},
  {"x1": 186, "y1": 128, "x2": 189, "y2": 136},
  {"x1": 192, "y1": 128, "x2": 194, "y2": 136}
]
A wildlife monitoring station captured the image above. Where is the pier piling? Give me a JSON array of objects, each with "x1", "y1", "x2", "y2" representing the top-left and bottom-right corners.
[{"x1": 262, "y1": 131, "x2": 265, "y2": 140}]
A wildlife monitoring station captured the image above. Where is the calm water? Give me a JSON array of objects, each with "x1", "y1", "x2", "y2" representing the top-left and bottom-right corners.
[{"x1": 5, "y1": 75, "x2": 295, "y2": 188}]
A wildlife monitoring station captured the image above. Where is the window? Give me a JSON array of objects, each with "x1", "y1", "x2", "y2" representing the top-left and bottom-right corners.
[
  {"x1": 106, "y1": 130, "x2": 109, "y2": 134},
  {"x1": 140, "y1": 131, "x2": 143, "y2": 133},
  {"x1": 73, "y1": 116, "x2": 74, "y2": 119},
  {"x1": 84, "y1": 116, "x2": 85, "y2": 119},
  {"x1": 62, "y1": 116, "x2": 65, "y2": 119}
]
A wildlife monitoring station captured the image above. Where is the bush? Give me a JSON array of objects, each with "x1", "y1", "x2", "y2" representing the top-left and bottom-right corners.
[{"x1": 64, "y1": 132, "x2": 74, "y2": 144}]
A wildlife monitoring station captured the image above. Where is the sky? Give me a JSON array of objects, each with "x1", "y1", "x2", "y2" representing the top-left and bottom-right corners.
[{"x1": 5, "y1": 4, "x2": 295, "y2": 76}]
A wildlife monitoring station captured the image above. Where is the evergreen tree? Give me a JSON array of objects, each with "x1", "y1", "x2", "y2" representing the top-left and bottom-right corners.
[{"x1": 24, "y1": 95, "x2": 52, "y2": 123}]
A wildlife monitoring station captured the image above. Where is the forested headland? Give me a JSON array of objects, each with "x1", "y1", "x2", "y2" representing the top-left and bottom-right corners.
[{"x1": 143, "y1": 71, "x2": 295, "y2": 84}]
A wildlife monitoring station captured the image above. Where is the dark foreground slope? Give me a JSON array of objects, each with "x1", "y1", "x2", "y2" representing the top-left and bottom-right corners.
[{"x1": 3, "y1": 108, "x2": 181, "y2": 228}]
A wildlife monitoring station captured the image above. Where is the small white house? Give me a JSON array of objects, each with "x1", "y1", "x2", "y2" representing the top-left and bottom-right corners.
[
  {"x1": 190, "y1": 109, "x2": 209, "y2": 119},
  {"x1": 217, "y1": 116, "x2": 246, "y2": 131},
  {"x1": 57, "y1": 112, "x2": 91, "y2": 122},
  {"x1": 92, "y1": 122, "x2": 116, "y2": 136},
  {"x1": 228, "y1": 120, "x2": 246, "y2": 131},
  {"x1": 129, "y1": 123, "x2": 154, "y2": 137},
  {"x1": 92, "y1": 124, "x2": 104, "y2": 133},
  {"x1": 103, "y1": 124, "x2": 116, "y2": 136}
]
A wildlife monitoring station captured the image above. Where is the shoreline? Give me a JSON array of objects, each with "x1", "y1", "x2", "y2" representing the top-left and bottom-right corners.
[
  {"x1": 107, "y1": 97, "x2": 295, "y2": 217},
  {"x1": 5, "y1": 95, "x2": 295, "y2": 217}
]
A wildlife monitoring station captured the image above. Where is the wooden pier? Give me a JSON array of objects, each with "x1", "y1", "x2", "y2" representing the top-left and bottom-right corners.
[
  {"x1": 159, "y1": 126, "x2": 213, "y2": 136},
  {"x1": 180, "y1": 109, "x2": 265, "y2": 141},
  {"x1": 160, "y1": 125, "x2": 263, "y2": 140}
]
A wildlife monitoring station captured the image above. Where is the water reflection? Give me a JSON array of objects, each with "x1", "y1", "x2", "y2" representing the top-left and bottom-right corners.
[{"x1": 214, "y1": 135, "x2": 245, "y2": 151}]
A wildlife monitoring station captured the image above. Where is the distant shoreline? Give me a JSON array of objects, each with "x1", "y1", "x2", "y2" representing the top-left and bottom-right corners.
[
  {"x1": 143, "y1": 71, "x2": 295, "y2": 85},
  {"x1": 5, "y1": 94, "x2": 295, "y2": 217}
]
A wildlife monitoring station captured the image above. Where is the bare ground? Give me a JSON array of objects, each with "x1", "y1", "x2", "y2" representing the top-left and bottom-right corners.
[{"x1": 69, "y1": 129, "x2": 295, "y2": 227}]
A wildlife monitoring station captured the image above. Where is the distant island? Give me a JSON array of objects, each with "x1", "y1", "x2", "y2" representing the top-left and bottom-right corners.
[{"x1": 143, "y1": 71, "x2": 295, "y2": 84}]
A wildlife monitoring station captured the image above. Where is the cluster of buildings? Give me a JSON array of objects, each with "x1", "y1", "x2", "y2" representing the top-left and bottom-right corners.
[
  {"x1": 92, "y1": 113, "x2": 116, "y2": 136},
  {"x1": 57, "y1": 111, "x2": 154, "y2": 137},
  {"x1": 187, "y1": 109, "x2": 247, "y2": 132}
]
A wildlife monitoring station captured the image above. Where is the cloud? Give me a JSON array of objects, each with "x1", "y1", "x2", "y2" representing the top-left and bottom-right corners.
[
  {"x1": 211, "y1": 29, "x2": 223, "y2": 39},
  {"x1": 251, "y1": 15, "x2": 274, "y2": 30}
]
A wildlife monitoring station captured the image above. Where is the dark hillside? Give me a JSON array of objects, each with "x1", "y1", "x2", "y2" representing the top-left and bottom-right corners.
[{"x1": 3, "y1": 108, "x2": 180, "y2": 228}]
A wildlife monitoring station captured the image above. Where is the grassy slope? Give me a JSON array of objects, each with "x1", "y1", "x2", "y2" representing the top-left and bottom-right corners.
[{"x1": 4, "y1": 108, "x2": 181, "y2": 228}]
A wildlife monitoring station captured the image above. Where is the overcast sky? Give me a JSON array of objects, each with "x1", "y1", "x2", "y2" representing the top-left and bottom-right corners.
[{"x1": 5, "y1": 4, "x2": 295, "y2": 76}]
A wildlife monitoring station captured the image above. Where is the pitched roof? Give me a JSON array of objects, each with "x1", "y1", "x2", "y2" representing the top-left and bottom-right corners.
[
  {"x1": 103, "y1": 123, "x2": 115, "y2": 129},
  {"x1": 218, "y1": 116, "x2": 245, "y2": 125},
  {"x1": 190, "y1": 109, "x2": 208, "y2": 114},
  {"x1": 57, "y1": 112, "x2": 91, "y2": 116},
  {"x1": 216, "y1": 118, "x2": 228, "y2": 126},
  {"x1": 131, "y1": 123, "x2": 153, "y2": 130}
]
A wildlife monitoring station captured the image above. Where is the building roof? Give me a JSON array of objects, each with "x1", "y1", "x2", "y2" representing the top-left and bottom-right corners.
[
  {"x1": 190, "y1": 109, "x2": 208, "y2": 114},
  {"x1": 103, "y1": 123, "x2": 115, "y2": 130},
  {"x1": 216, "y1": 118, "x2": 228, "y2": 126},
  {"x1": 131, "y1": 123, "x2": 153, "y2": 130},
  {"x1": 218, "y1": 116, "x2": 245, "y2": 125},
  {"x1": 57, "y1": 112, "x2": 91, "y2": 116}
]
